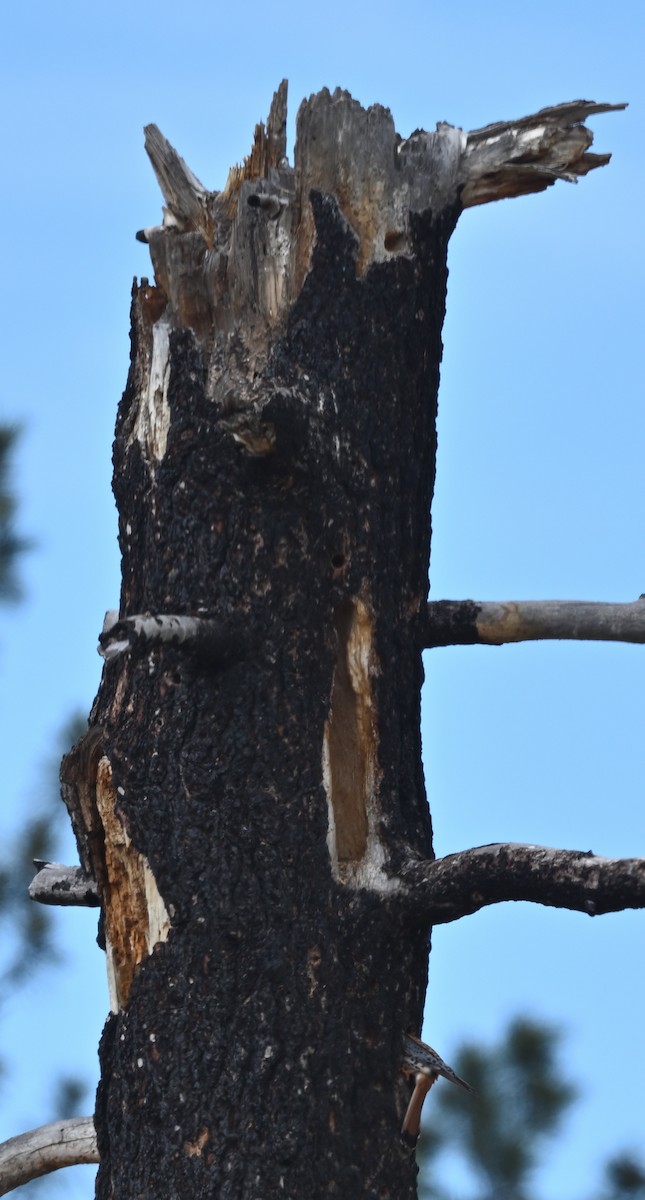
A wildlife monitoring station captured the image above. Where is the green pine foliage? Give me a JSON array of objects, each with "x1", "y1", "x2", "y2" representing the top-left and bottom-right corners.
[
  {"x1": 419, "y1": 1017, "x2": 575, "y2": 1200},
  {"x1": 600, "y1": 1155, "x2": 645, "y2": 1200}
]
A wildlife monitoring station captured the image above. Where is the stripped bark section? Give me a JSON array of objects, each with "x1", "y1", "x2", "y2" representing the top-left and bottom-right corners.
[
  {"x1": 424, "y1": 598, "x2": 645, "y2": 647},
  {"x1": 60, "y1": 726, "x2": 170, "y2": 1013},
  {"x1": 324, "y1": 599, "x2": 378, "y2": 874},
  {"x1": 96, "y1": 757, "x2": 170, "y2": 1012},
  {"x1": 60, "y1": 727, "x2": 108, "y2": 889},
  {"x1": 134, "y1": 88, "x2": 622, "y2": 394}
]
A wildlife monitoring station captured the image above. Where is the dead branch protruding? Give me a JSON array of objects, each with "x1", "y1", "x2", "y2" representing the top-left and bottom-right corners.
[
  {"x1": 98, "y1": 613, "x2": 244, "y2": 666},
  {"x1": 461, "y1": 99, "x2": 627, "y2": 207},
  {"x1": 142, "y1": 124, "x2": 212, "y2": 237},
  {"x1": 0, "y1": 1117, "x2": 98, "y2": 1196},
  {"x1": 423, "y1": 598, "x2": 645, "y2": 648},
  {"x1": 401, "y1": 844, "x2": 645, "y2": 924},
  {"x1": 29, "y1": 861, "x2": 99, "y2": 907}
]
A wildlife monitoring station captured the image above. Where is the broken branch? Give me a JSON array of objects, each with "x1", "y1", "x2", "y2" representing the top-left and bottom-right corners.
[
  {"x1": 423, "y1": 598, "x2": 645, "y2": 647},
  {"x1": 98, "y1": 612, "x2": 244, "y2": 665},
  {"x1": 460, "y1": 99, "x2": 627, "y2": 206},
  {"x1": 142, "y1": 124, "x2": 211, "y2": 236},
  {"x1": 29, "y1": 861, "x2": 100, "y2": 907},
  {"x1": 401, "y1": 844, "x2": 645, "y2": 924},
  {"x1": 0, "y1": 1117, "x2": 98, "y2": 1196}
]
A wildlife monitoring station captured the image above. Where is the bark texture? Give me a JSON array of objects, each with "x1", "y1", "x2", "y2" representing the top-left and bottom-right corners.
[
  {"x1": 63, "y1": 85, "x2": 619, "y2": 1199},
  {"x1": 401, "y1": 844, "x2": 645, "y2": 922},
  {"x1": 92, "y1": 85, "x2": 455, "y2": 1200}
]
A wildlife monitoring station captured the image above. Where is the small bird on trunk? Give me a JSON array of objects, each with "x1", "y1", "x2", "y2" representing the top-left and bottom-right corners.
[{"x1": 401, "y1": 1032, "x2": 475, "y2": 1145}]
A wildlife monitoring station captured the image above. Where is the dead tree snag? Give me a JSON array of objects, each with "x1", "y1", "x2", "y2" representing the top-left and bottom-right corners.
[{"x1": 16, "y1": 83, "x2": 639, "y2": 1200}]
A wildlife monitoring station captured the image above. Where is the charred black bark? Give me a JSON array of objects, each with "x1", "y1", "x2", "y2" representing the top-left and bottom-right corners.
[
  {"x1": 401, "y1": 844, "x2": 645, "y2": 923},
  {"x1": 71, "y1": 85, "x2": 621, "y2": 1199}
]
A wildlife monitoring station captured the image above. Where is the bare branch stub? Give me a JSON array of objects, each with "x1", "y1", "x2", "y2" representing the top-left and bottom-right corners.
[
  {"x1": 97, "y1": 613, "x2": 244, "y2": 666},
  {"x1": 29, "y1": 862, "x2": 99, "y2": 907},
  {"x1": 423, "y1": 598, "x2": 645, "y2": 647},
  {"x1": 460, "y1": 100, "x2": 627, "y2": 207},
  {"x1": 401, "y1": 844, "x2": 645, "y2": 924},
  {"x1": 141, "y1": 125, "x2": 212, "y2": 237}
]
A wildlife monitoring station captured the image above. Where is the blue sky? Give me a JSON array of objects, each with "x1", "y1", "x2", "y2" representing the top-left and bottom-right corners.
[{"x1": 1, "y1": 1, "x2": 643, "y2": 1196}]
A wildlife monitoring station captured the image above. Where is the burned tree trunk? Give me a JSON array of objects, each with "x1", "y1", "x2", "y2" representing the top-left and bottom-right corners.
[
  {"x1": 94, "y1": 84, "x2": 447, "y2": 1198},
  {"x1": 53, "y1": 85, "x2": 625, "y2": 1198}
]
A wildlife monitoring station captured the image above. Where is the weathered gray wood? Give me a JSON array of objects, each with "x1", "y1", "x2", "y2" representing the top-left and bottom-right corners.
[
  {"x1": 0, "y1": 1117, "x2": 98, "y2": 1196},
  {"x1": 98, "y1": 612, "x2": 243, "y2": 665},
  {"x1": 402, "y1": 844, "x2": 645, "y2": 923},
  {"x1": 29, "y1": 862, "x2": 99, "y2": 907},
  {"x1": 424, "y1": 597, "x2": 645, "y2": 647},
  {"x1": 138, "y1": 88, "x2": 622, "y2": 344},
  {"x1": 141, "y1": 124, "x2": 211, "y2": 236},
  {"x1": 461, "y1": 100, "x2": 627, "y2": 206}
]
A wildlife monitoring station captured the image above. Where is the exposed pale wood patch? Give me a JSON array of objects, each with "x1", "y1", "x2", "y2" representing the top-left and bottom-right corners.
[
  {"x1": 322, "y1": 597, "x2": 402, "y2": 893},
  {"x1": 324, "y1": 598, "x2": 378, "y2": 876},
  {"x1": 131, "y1": 315, "x2": 171, "y2": 464},
  {"x1": 96, "y1": 757, "x2": 170, "y2": 1012},
  {"x1": 424, "y1": 597, "x2": 645, "y2": 647},
  {"x1": 139, "y1": 88, "x2": 623, "y2": 350},
  {"x1": 183, "y1": 1129, "x2": 210, "y2": 1158}
]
